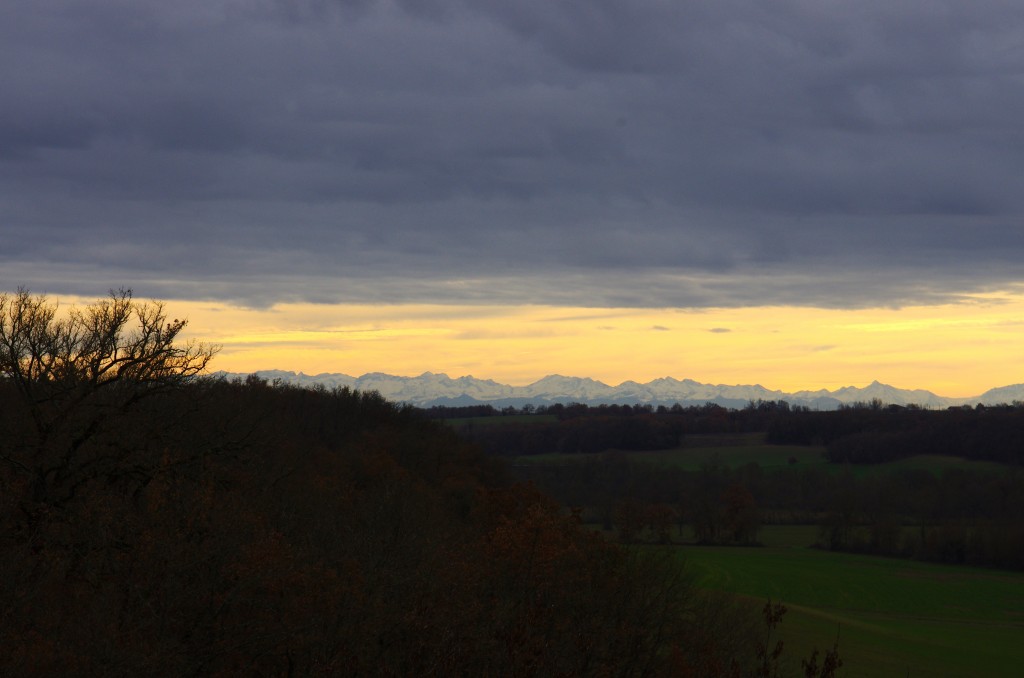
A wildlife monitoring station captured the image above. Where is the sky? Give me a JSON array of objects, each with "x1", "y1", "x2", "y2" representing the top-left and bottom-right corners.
[{"x1": 3, "y1": 0, "x2": 1024, "y2": 396}]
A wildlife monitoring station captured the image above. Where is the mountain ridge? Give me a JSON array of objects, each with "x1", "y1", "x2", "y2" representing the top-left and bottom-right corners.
[{"x1": 214, "y1": 370, "x2": 1024, "y2": 410}]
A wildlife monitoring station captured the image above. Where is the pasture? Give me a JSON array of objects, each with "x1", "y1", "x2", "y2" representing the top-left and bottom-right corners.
[
  {"x1": 674, "y1": 526, "x2": 1024, "y2": 677},
  {"x1": 506, "y1": 427, "x2": 1023, "y2": 675},
  {"x1": 507, "y1": 432, "x2": 1009, "y2": 477},
  {"x1": 507, "y1": 432, "x2": 828, "y2": 469}
]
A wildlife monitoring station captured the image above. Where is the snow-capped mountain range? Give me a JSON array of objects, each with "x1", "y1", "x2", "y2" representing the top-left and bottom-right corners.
[{"x1": 213, "y1": 370, "x2": 1024, "y2": 410}]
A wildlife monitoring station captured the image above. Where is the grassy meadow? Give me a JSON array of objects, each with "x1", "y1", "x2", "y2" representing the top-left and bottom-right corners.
[
  {"x1": 505, "y1": 432, "x2": 827, "y2": 469},
  {"x1": 477, "y1": 417, "x2": 1023, "y2": 675},
  {"x1": 670, "y1": 526, "x2": 1024, "y2": 677},
  {"x1": 507, "y1": 431, "x2": 1007, "y2": 477},
  {"x1": 505, "y1": 432, "x2": 822, "y2": 469}
]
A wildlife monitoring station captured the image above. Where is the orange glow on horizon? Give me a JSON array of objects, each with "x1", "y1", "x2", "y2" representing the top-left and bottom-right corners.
[
  {"x1": 40, "y1": 289, "x2": 1024, "y2": 398},
  {"x1": 49, "y1": 289, "x2": 1007, "y2": 399}
]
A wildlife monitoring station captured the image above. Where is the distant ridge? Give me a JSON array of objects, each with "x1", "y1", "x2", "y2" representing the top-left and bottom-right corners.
[{"x1": 212, "y1": 371, "x2": 1024, "y2": 410}]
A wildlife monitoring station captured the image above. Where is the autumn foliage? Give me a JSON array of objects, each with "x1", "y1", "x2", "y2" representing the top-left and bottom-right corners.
[
  {"x1": 0, "y1": 375, "x2": 762, "y2": 675},
  {"x1": 0, "y1": 291, "x2": 818, "y2": 676}
]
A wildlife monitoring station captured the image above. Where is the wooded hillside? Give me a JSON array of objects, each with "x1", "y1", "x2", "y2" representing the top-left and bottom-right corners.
[{"x1": 2, "y1": 291, "x2": 819, "y2": 676}]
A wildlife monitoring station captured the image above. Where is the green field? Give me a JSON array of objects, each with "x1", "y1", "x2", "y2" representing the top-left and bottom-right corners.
[
  {"x1": 671, "y1": 527, "x2": 1024, "y2": 677},
  {"x1": 628, "y1": 441, "x2": 827, "y2": 470},
  {"x1": 509, "y1": 432, "x2": 1008, "y2": 477},
  {"x1": 508, "y1": 433, "x2": 830, "y2": 469},
  {"x1": 524, "y1": 431, "x2": 1022, "y2": 675},
  {"x1": 857, "y1": 454, "x2": 1010, "y2": 477}
]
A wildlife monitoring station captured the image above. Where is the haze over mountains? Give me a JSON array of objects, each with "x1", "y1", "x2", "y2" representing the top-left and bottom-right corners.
[{"x1": 217, "y1": 371, "x2": 1024, "y2": 410}]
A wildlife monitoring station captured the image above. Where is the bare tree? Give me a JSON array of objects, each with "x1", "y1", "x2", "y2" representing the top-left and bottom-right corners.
[{"x1": 0, "y1": 287, "x2": 217, "y2": 508}]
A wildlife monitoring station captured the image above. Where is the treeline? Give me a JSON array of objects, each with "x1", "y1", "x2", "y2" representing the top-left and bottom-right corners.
[
  {"x1": 767, "y1": 404, "x2": 1024, "y2": 465},
  {"x1": 514, "y1": 450, "x2": 1024, "y2": 570},
  {"x1": 462, "y1": 413, "x2": 687, "y2": 455},
  {"x1": 437, "y1": 402, "x2": 757, "y2": 456},
  {"x1": 432, "y1": 401, "x2": 1024, "y2": 570},
  {"x1": 426, "y1": 400, "x2": 770, "y2": 427},
  {"x1": 435, "y1": 401, "x2": 1024, "y2": 567},
  {"x1": 429, "y1": 400, "x2": 1024, "y2": 466},
  {"x1": 516, "y1": 454, "x2": 765, "y2": 547},
  {"x1": 814, "y1": 467, "x2": 1024, "y2": 569}
]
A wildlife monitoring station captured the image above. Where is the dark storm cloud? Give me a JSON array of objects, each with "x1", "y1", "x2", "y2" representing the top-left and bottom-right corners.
[{"x1": 3, "y1": 0, "x2": 1024, "y2": 307}]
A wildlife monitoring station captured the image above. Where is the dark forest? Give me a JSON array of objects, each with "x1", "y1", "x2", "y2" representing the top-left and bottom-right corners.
[
  {"x1": 438, "y1": 400, "x2": 1024, "y2": 570},
  {"x1": 0, "y1": 290, "x2": 844, "y2": 676}
]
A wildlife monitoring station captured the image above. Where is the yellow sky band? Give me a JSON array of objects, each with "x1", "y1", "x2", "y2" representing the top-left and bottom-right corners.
[{"x1": 57, "y1": 289, "x2": 1008, "y2": 399}]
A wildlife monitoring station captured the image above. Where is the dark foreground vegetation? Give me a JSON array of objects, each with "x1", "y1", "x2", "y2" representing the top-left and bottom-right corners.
[
  {"x1": 0, "y1": 289, "x2": 839, "y2": 676},
  {"x1": 439, "y1": 401, "x2": 1024, "y2": 570}
]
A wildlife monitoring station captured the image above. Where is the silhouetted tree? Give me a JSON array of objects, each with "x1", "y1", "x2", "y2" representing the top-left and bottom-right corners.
[{"x1": 0, "y1": 288, "x2": 217, "y2": 512}]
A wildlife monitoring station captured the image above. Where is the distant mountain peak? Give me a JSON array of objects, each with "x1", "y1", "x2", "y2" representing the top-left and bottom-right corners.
[{"x1": 211, "y1": 371, "x2": 1007, "y2": 410}]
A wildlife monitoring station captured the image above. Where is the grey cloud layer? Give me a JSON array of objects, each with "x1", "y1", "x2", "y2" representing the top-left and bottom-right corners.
[{"x1": 3, "y1": 0, "x2": 1023, "y2": 307}]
